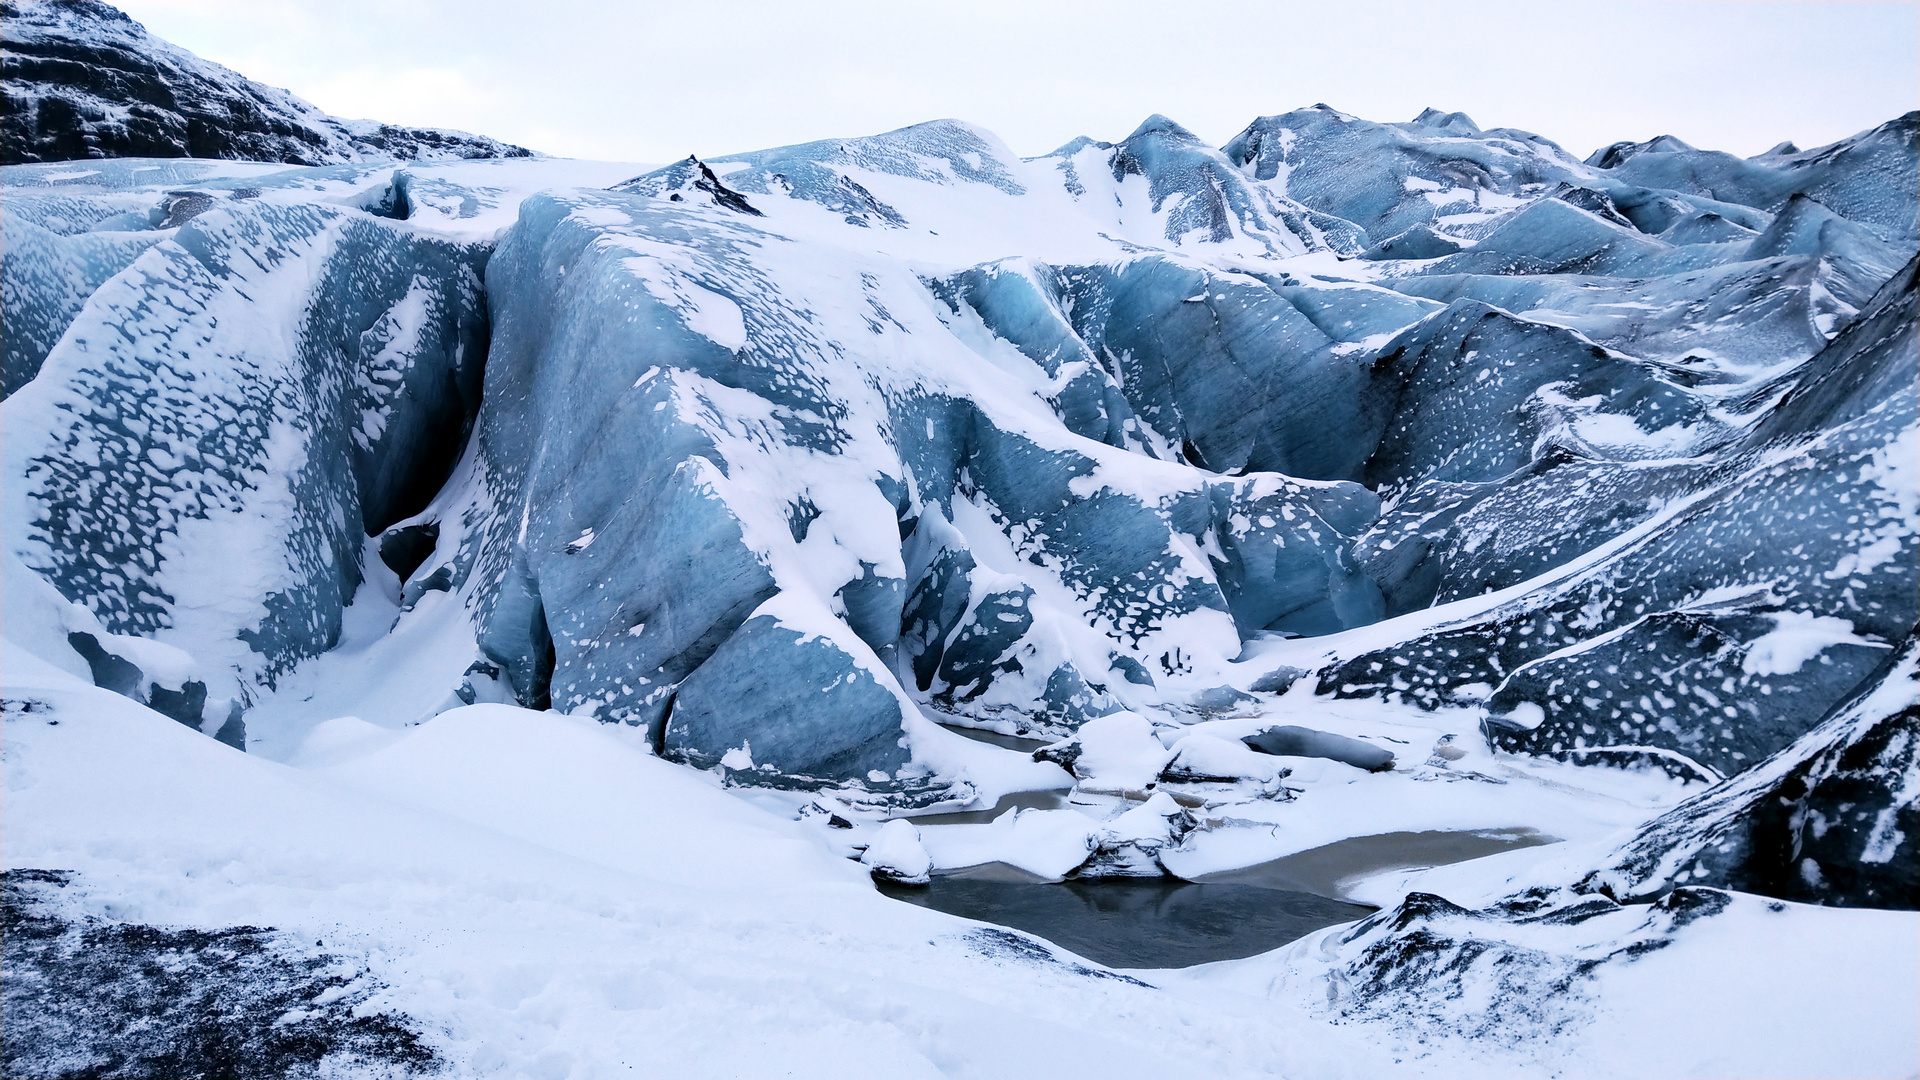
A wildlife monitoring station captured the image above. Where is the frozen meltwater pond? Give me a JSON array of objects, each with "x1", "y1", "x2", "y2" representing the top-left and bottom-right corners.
[{"x1": 879, "y1": 828, "x2": 1553, "y2": 968}]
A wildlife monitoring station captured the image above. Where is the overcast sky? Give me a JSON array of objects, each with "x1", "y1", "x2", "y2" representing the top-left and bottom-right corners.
[{"x1": 113, "y1": 0, "x2": 1917, "y2": 164}]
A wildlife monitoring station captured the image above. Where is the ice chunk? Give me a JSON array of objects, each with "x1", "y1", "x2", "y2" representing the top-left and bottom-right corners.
[
  {"x1": 1243, "y1": 725, "x2": 1395, "y2": 772},
  {"x1": 1040, "y1": 712, "x2": 1173, "y2": 791},
  {"x1": 860, "y1": 819, "x2": 933, "y2": 884},
  {"x1": 1161, "y1": 733, "x2": 1287, "y2": 783},
  {"x1": 666, "y1": 610, "x2": 913, "y2": 783}
]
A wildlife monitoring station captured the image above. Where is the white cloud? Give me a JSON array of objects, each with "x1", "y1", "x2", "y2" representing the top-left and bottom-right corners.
[
  {"x1": 299, "y1": 67, "x2": 509, "y2": 131},
  {"x1": 110, "y1": 0, "x2": 1920, "y2": 162}
]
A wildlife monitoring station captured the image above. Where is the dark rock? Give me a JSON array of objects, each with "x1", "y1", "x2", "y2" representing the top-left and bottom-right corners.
[
  {"x1": 2, "y1": 0, "x2": 533, "y2": 165},
  {"x1": 611, "y1": 155, "x2": 763, "y2": 215}
]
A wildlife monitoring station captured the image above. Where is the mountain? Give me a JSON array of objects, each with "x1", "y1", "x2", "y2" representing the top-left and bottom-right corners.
[
  {"x1": 0, "y1": 0, "x2": 533, "y2": 165},
  {"x1": 2, "y1": 3, "x2": 1916, "y2": 1076}
]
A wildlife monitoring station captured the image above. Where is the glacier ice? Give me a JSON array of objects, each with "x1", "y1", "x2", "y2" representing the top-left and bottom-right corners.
[
  {"x1": 12, "y1": 5, "x2": 1920, "y2": 1073},
  {"x1": 3, "y1": 188, "x2": 489, "y2": 725},
  {"x1": 3, "y1": 91, "x2": 1915, "y2": 826}
]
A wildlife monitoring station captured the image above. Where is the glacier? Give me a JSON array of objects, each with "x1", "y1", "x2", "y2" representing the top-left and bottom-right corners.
[
  {"x1": 9, "y1": 109, "x2": 1909, "y2": 803},
  {"x1": 2, "y1": 3, "x2": 1917, "y2": 1077}
]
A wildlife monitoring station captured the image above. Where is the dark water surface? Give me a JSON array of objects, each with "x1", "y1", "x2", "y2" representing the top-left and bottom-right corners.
[
  {"x1": 878, "y1": 867, "x2": 1375, "y2": 969},
  {"x1": 876, "y1": 828, "x2": 1558, "y2": 968}
]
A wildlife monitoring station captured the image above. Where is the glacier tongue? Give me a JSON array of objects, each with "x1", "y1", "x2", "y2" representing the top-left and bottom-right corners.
[
  {"x1": 5, "y1": 4, "x2": 1919, "y2": 1065},
  {"x1": 2, "y1": 101, "x2": 1915, "y2": 818}
]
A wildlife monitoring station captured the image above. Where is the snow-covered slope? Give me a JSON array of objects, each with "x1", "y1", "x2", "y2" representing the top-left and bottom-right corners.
[
  {"x1": 1168, "y1": 634, "x2": 1918, "y2": 1076},
  {"x1": 4, "y1": 646, "x2": 1412, "y2": 1080},
  {"x1": 1, "y1": 0, "x2": 533, "y2": 165},
  {"x1": 3, "y1": 6, "x2": 1917, "y2": 1075}
]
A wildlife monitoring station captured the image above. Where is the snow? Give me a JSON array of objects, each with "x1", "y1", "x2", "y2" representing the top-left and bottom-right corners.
[
  {"x1": 1739, "y1": 611, "x2": 1882, "y2": 676},
  {"x1": 1169, "y1": 891, "x2": 1919, "y2": 1080},
  {"x1": 4, "y1": 651, "x2": 1407, "y2": 1080},
  {"x1": 243, "y1": 572, "x2": 480, "y2": 761},
  {"x1": 861, "y1": 819, "x2": 935, "y2": 883},
  {"x1": 1572, "y1": 898, "x2": 1917, "y2": 1080},
  {"x1": 1061, "y1": 711, "x2": 1173, "y2": 790},
  {"x1": 17, "y1": 661, "x2": 1891, "y2": 1078}
]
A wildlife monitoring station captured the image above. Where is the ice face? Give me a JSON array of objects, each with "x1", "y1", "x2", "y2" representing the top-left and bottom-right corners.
[
  {"x1": 448, "y1": 187, "x2": 1381, "y2": 786},
  {"x1": 3, "y1": 100, "x2": 1913, "y2": 805},
  {"x1": 1, "y1": 208, "x2": 162, "y2": 396},
  {"x1": 1221, "y1": 105, "x2": 1585, "y2": 241},
  {"x1": 1328, "y1": 404, "x2": 1914, "y2": 775},
  {"x1": 1097, "y1": 114, "x2": 1367, "y2": 256},
  {"x1": 1360, "y1": 300, "x2": 1715, "y2": 492},
  {"x1": 3, "y1": 195, "x2": 489, "y2": 709},
  {"x1": 1590, "y1": 113, "x2": 1920, "y2": 243},
  {"x1": 1588, "y1": 632, "x2": 1919, "y2": 908}
]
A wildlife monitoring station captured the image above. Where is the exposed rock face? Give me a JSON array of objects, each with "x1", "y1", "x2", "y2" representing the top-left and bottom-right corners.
[{"x1": 1, "y1": 0, "x2": 533, "y2": 165}]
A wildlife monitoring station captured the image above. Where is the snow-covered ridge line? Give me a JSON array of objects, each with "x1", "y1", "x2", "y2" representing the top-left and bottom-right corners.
[{"x1": 1, "y1": 0, "x2": 535, "y2": 166}]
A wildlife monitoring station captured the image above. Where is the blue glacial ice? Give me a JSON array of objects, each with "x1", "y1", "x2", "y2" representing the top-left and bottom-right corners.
[{"x1": 3, "y1": 105, "x2": 1914, "y2": 816}]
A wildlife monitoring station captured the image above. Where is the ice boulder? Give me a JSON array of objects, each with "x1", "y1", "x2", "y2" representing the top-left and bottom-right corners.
[
  {"x1": 1160, "y1": 733, "x2": 1288, "y2": 784},
  {"x1": 1243, "y1": 725, "x2": 1395, "y2": 772},
  {"x1": 1035, "y1": 711, "x2": 1173, "y2": 791},
  {"x1": 1078, "y1": 791, "x2": 1196, "y2": 877},
  {"x1": 664, "y1": 608, "x2": 915, "y2": 787}
]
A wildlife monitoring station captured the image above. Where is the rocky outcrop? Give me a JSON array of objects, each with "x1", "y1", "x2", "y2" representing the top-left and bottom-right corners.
[{"x1": 1, "y1": 0, "x2": 532, "y2": 165}]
